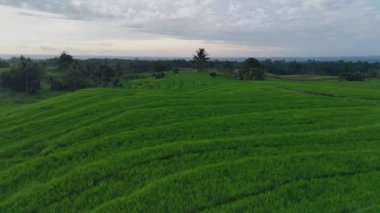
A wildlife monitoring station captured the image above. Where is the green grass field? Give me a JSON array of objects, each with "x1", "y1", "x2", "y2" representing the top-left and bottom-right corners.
[{"x1": 1, "y1": 72, "x2": 380, "y2": 212}]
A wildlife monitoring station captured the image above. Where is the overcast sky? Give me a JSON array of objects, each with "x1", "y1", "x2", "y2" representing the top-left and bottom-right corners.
[{"x1": 0, "y1": 0, "x2": 379, "y2": 57}]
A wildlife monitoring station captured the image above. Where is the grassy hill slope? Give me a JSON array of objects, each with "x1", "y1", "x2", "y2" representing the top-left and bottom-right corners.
[{"x1": 1, "y1": 72, "x2": 380, "y2": 212}]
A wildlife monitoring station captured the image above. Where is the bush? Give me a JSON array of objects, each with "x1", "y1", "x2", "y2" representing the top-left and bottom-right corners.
[
  {"x1": 341, "y1": 71, "x2": 368, "y2": 81},
  {"x1": 209, "y1": 72, "x2": 217, "y2": 77},
  {"x1": 49, "y1": 77, "x2": 66, "y2": 91},
  {"x1": 153, "y1": 72, "x2": 165, "y2": 79},
  {"x1": 60, "y1": 63, "x2": 94, "y2": 91},
  {"x1": 111, "y1": 78, "x2": 122, "y2": 87}
]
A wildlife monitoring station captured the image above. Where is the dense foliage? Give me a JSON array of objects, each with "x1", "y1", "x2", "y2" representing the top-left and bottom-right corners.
[
  {"x1": 0, "y1": 58, "x2": 9, "y2": 68},
  {"x1": 217, "y1": 61, "x2": 235, "y2": 76},
  {"x1": 1, "y1": 51, "x2": 379, "y2": 94},
  {"x1": 263, "y1": 59, "x2": 380, "y2": 80},
  {"x1": 0, "y1": 56, "x2": 43, "y2": 94},
  {"x1": 239, "y1": 58, "x2": 266, "y2": 80}
]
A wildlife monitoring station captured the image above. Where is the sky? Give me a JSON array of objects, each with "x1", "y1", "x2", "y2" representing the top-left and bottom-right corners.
[{"x1": 0, "y1": 0, "x2": 379, "y2": 57}]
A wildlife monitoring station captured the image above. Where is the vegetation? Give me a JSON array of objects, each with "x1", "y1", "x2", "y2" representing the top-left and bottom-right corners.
[
  {"x1": 341, "y1": 70, "x2": 368, "y2": 81},
  {"x1": 193, "y1": 48, "x2": 210, "y2": 71},
  {"x1": 1, "y1": 51, "x2": 379, "y2": 96},
  {"x1": 263, "y1": 59, "x2": 380, "y2": 81},
  {"x1": 0, "y1": 58, "x2": 9, "y2": 68},
  {"x1": 239, "y1": 58, "x2": 266, "y2": 80},
  {"x1": 58, "y1": 51, "x2": 74, "y2": 70},
  {"x1": 0, "y1": 56, "x2": 43, "y2": 94},
  {"x1": 152, "y1": 61, "x2": 170, "y2": 79},
  {"x1": 172, "y1": 67, "x2": 179, "y2": 74},
  {"x1": 218, "y1": 61, "x2": 235, "y2": 77},
  {"x1": 0, "y1": 71, "x2": 380, "y2": 212}
]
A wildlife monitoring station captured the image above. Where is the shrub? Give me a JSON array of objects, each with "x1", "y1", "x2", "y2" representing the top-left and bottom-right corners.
[
  {"x1": 153, "y1": 72, "x2": 165, "y2": 79},
  {"x1": 111, "y1": 78, "x2": 122, "y2": 87},
  {"x1": 341, "y1": 70, "x2": 368, "y2": 81},
  {"x1": 49, "y1": 77, "x2": 66, "y2": 91}
]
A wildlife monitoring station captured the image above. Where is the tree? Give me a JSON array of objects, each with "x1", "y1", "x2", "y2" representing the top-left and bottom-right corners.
[
  {"x1": 240, "y1": 58, "x2": 266, "y2": 80},
  {"x1": 99, "y1": 65, "x2": 115, "y2": 82},
  {"x1": 152, "y1": 61, "x2": 168, "y2": 79},
  {"x1": 114, "y1": 63, "x2": 124, "y2": 77},
  {"x1": 0, "y1": 58, "x2": 9, "y2": 68},
  {"x1": 61, "y1": 62, "x2": 88, "y2": 91},
  {"x1": 193, "y1": 48, "x2": 210, "y2": 71},
  {"x1": 59, "y1": 51, "x2": 74, "y2": 70},
  {"x1": 153, "y1": 61, "x2": 168, "y2": 73},
  {"x1": 0, "y1": 56, "x2": 43, "y2": 94},
  {"x1": 218, "y1": 61, "x2": 235, "y2": 76}
]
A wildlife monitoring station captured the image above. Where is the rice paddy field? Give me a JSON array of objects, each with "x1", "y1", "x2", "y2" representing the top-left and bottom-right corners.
[{"x1": 1, "y1": 72, "x2": 380, "y2": 212}]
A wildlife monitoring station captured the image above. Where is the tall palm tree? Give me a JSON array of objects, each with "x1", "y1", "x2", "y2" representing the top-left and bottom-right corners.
[{"x1": 193, "y1": 48, "x2": 210, "y2": 71}]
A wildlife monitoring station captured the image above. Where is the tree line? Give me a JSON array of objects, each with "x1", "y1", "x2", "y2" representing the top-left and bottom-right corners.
[
  {"x1": 263, "y1": 59, "x2": 380, "y2": 80},
  {"x1": 0, "y1": 56, "x2": 43, "y2": 94},
  {"x1": 0, "y1": 58, "x2": 9, "y2": 68},
  {"x1": 0, "y1": 49, "x2": 379, "y2": 94}
]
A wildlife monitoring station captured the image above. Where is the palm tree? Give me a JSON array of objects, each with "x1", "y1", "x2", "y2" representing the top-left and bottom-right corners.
[{"x1": 193, "y1": 48, "x2": 210, "y2": 71}]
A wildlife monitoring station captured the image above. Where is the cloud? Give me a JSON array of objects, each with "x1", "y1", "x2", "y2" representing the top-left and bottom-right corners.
[{"x1": 0, "y1": 0, "x2": 379, "y2": 56}]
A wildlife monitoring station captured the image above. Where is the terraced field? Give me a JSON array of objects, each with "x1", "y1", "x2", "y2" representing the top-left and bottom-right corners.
[{"x1": 1, "y1": 72, "x2": 380, "y2": 212}]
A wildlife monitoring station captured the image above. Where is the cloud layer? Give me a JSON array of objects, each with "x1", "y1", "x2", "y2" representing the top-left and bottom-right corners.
[{"x1": 0, "y1": 0, "x2": 379, "y2": 56}]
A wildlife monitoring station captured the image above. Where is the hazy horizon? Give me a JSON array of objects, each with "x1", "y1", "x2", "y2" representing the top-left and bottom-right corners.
[{"x1": 0, "y1": 0, "x2": 379, "y2": 57}]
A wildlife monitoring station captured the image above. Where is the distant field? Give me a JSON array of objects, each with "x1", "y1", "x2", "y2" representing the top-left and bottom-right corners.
[{"x1": 0, "y1": 72, "x2": 380, "y2": 212}]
